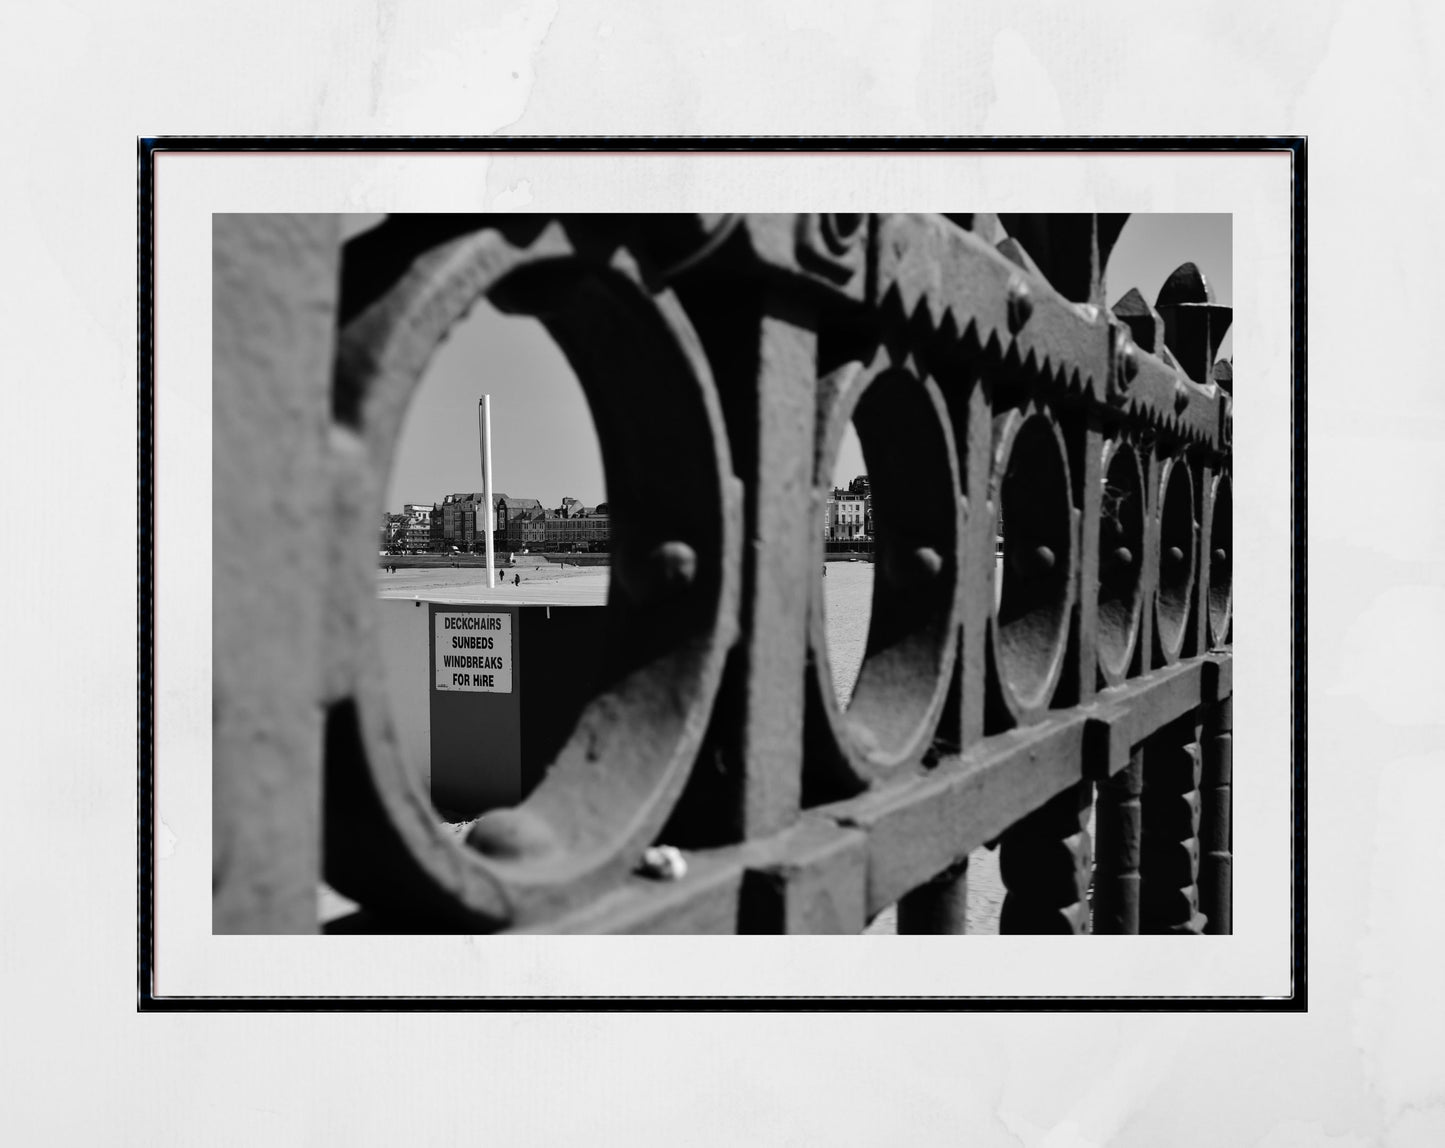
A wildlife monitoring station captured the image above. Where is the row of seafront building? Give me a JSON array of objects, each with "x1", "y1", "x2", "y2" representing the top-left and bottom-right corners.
[
  {"x1": 381, "y1": 493, "x2": 609, "y2": 554},
  {"x1": 382, "y1": 476, "x2": 876, "y2": 555}
]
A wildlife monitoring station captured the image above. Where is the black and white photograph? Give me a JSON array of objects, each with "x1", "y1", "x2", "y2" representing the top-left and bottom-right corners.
[
  {"x1": 209, "y1": 210, "x2": 1240, "y2": 942},
  {"x1": 141, "y1": 145, "x2": 1297, "y2": 1009}
]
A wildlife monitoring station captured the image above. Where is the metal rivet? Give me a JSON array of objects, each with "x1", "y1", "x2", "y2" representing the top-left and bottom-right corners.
[
  {"x1": 1212, "y1": 547, "x2": 1227, "y2": 564},
  {"x1": 911, "y1": 545, "x2": 944, "y2": 581},
  {"x1": 465, "y1": 809, "x2": 560, "y2": 860},
  {"x1": 652, "y1": 540, "x2": 697, "y2": 588},
  {"x1": 1113, "y1": 328, "x2": 1138, "y2": 396},
  {"x1": 884, "y1": 545, "x2": 943, "y2": 590},
  {"x1": 1166, "y1": 545, "x2": 1184, "y2": 564},
  {"x1": 1007, "y1": 276, "x2": 1034, "y2": 333},
  {"x1": 1113, "y1": 546, "x2": 1134, "y2": 568},
  {"x1": 620, "y1": 540, "x2": 697, "y2": 604},
  {"x1": 1010, "y1": 543, "x2": 1056, "y2": 578},
  {"x1": 849, "y1": 721, "x2": 880, "y2": 757}
]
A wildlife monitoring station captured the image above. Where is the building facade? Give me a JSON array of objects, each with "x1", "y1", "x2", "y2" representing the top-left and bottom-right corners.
[
  {"x1": 495, "y1": 495, "x2": 544, "y2": 550},
  {"x1": 544, "y1": 500, "x2": 610, "y2": 551},
  {"x1": 400, "y1": 503, "x2": 434, "y2": 552},
  {"x1": 820, "y1": 475, "x2": 871, "y2": 543},
  {"x1": 826, "y1": 490, "x2": 868, "y2": 541},
  {"x1": 440, "y1": 492, "x2": 485, "y2": 549}
]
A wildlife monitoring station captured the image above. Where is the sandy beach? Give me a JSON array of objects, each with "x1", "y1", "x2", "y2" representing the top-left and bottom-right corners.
[{"x1": 377, "y1": 561, "x2": 611, "y2": 606}]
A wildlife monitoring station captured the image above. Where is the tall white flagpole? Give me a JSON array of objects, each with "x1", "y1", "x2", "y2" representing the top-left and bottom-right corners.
[{"x1": 479, "y1": 395, "x2": 496, "y2": 590}]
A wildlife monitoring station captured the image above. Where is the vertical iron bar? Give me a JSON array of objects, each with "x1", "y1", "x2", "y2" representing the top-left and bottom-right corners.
[
  {"x1": 955, "y1": 372, "x2": 994, "y2": 749},
  {"x1": 1072, "y1": 414, "x2": 1104, "y2": 708},
  {"x1": 999, "y1": 781, "x2": 1093, "y2": 934},
  {"x1": 1199, "y1": 697, "x2": 1233, "y2": 934},
  {"x1": 1092, "y1": 747, "x2": 1143, "y2": 933},
  {"x1": 1140, "y1": 716, "x2": 1207, "y2": 934},
  {"x1": 665, "y1": 287, "x2": 818, "y2": 843},
  {"x1": 212, "y1": 214, "x2": 339, "y2": 934},
  {"x1": 897, "y1": 858, "x2": 970, "y2": 933}
]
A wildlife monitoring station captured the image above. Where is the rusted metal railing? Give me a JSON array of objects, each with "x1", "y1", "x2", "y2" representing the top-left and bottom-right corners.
[{"x1": 212, "y1": 213, "x2": 1232, "y2": 934}]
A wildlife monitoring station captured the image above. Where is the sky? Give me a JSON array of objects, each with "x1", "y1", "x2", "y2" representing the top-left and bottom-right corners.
[{"x1": 364, "y1": 214, "x2": 1231, "y2": 510}]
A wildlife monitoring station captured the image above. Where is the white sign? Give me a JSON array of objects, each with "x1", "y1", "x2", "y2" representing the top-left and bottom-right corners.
[{"x1": 434, "y1": 611, "x2": 513, "y2": 693}]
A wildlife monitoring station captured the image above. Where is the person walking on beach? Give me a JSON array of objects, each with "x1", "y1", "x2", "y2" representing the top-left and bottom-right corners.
[{"x1": 514, "y1": 573, "x2": 520, "y2": 587}]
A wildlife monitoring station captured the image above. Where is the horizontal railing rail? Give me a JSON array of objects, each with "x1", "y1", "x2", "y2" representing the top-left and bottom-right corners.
[{"x1": 212, "y1": 213, "x2": 1232, "y2": 935}]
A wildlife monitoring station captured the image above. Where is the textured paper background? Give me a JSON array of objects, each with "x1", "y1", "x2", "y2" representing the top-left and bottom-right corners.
[{"x1": 3, "y1": 2, "x2": 1442, "y2": 1143}]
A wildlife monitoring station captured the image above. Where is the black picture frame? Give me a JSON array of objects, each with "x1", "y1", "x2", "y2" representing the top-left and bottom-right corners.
[{"x1": 139, "y1": 136, "x2": 1305, "y2": 1011}]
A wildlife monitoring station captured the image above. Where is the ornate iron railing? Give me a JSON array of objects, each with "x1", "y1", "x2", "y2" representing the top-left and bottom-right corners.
[{"x1": 212, "y1": 212, "x2": 1232, "y2": 934}]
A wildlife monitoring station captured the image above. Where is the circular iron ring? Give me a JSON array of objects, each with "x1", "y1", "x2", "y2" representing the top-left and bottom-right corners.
[
  {"x1": 804, "y1": 355, "x2": 964, "y2": 797},
  {"x1": 1153, "y1": 452, "x2": 1198, "y2": 664},
  {"x1": 1096, "y1": 439, "x2": 1146, "y2": 686},
  {"x1": 986, "y1": 409, "x2": 1078, "y2": 725},
  {"x1": 325, "y1": 221, "x2": 740, "y2": 929}
]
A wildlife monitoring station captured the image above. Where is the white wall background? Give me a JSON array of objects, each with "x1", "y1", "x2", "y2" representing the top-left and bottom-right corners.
[{"x1": 1, "y1": 2, "x2": 1441, "y2": 1144}]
